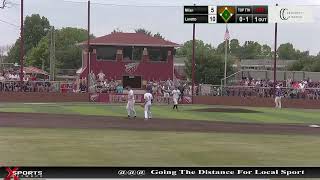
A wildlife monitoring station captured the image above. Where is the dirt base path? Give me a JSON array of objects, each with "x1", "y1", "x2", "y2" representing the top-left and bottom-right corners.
[{"x1": 0, "y1": 112, "x2": 319, "y2": 135}]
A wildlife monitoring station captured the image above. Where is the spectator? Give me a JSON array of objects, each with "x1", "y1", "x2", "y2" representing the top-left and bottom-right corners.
[{"x1": 97, "y1": 70, "x2": 105, "y2": 82}]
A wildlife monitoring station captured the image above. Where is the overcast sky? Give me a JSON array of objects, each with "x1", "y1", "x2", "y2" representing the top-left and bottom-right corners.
[{"x1": 1, "y1": 0, "x2": 320, "y2": 54}]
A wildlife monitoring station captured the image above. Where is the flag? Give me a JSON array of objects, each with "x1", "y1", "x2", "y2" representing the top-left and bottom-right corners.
[{"x1": 224, "y1": 25, "x2": 230, "y2": 41}]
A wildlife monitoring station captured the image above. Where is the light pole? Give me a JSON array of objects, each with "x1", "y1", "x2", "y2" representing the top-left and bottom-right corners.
[
  {"x1": 86, "y1": 0, "x2": 91, "y2": 92},
  {"x1": 19, "y1": 0, "x2": 24, "y2": 84}
]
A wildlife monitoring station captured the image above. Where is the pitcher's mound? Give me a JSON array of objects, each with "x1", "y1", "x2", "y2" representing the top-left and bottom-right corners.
[{"x1": 191, "y1": 108, "x2": 260, "y2": 113}]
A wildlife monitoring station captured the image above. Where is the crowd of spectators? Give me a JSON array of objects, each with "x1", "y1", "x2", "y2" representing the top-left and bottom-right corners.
[
  {"x1": 0, "y1": 68, "x2": 53, "y2": 92},
  {"x1": 144, "y1": 78, "x2": 197, "y2": 98},
  {"x1": 3, "y1": 66, "x2": 320, "y2": 101},
  {"x1": 87, "y1": 70, "x2": 197, "y2": 97},
  {"x1": 87, "y1": 71, "x2": 124, "y2": 94},
  {"x1": 219, "y1": 77, "x2": 320, "y2": 100}
]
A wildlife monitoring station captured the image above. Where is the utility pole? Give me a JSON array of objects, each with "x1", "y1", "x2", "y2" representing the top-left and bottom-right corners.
[
  {"x1": 86, "y1": 0, "x2": 90, "y2": 92},
  {"x1": 191, "y1": 4, "x2": 196, "y2": 104},
  {"x1": 224, "y1": 26, "x2": 228, "y2": 87},
  {"x1": 49, "y1": 26, "x2": 56, "y2": 81},
  {"x1": 273, "y1": 4, "x2": 278, "y2": 95},
  {"x1": 19, "y1": 0, "x2": 24, "y2": 83},
  {"x1": 53, "y1": 26, "x2": 56, "y2": 81}
]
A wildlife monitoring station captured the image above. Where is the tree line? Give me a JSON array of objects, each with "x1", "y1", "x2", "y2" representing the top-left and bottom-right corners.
[
  {"x1": 2, "y1": 13, "x2": 319, "y2": 84},
  {"x1": 177, "y1": 39, "x2": 320, "y2": 84},
  {"x1": 3, "y1": 14, "x2": 166, "y2": 72}
]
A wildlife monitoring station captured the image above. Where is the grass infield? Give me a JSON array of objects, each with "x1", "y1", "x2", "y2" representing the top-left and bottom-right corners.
[
  {"x1": 0, "y1": 103, "x2": 320, "y2": 124},
  {"x1": 0, "y1": 103, "x2": 319, "y2": 166},
  {"x1": 0, "y1": 127, "x2": 319, "y2": 166}
]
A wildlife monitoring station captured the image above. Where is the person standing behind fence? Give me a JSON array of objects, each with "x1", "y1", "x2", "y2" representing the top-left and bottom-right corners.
[
  {"x1": 126, "y1": 86, "x2": 136, "y2": 119},
  {"x1": 143, "y1": 89, "x2": 153, "y2": 120},
  {"x1": 275, "y1": 85, "x2": 283, "y2": 109},
  {"x1": 172, "y1": 87, "x2": 181, "y2": 111}
]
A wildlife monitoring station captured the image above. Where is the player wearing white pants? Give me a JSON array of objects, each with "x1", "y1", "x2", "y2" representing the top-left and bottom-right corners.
[
  {"x1": 163, "y1": 85, "x2": 170, "y2": 104},
  {"x1": 171, "y1": 87, "x2": 181, "y2": 111},
  {"x1": 274, "y1": 86, "x2": 283, "y2": 109},
  {"x1": 126, "y1": 86, "x2": 136, "y2": 118},
  {"x1": 144, "y1": 90, "x2": 153, "y2": 120}
]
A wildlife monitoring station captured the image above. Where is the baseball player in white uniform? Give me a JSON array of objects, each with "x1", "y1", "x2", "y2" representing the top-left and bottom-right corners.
[
  {"x1": 171, "y1": 87, "x2": 181, "y2": 111},
  {"x1": 163, "y1": 85, "x2": 170, "y2": 104},
  {"x1": 126, "y1": 86, "x2": 136, "y2": 119},
  {"x1": 144, "y1": 89, "x2": 153, "y2": 120}
]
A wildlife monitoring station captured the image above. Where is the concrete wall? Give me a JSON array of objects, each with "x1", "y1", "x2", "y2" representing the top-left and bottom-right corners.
[{"x1": 0, "y1": 92, "x2": 89, "y2": 102}]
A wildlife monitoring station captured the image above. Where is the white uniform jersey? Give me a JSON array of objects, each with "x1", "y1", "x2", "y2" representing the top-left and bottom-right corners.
[
  {"x1": 144, "y1": 92, "x2": 153, "y2": 105},
  {"x1": 128, "y1": 90, "x2": 135, "y2": 102},
  {"x1": 172, "y1": 89, "x2": 181, "y2": 99}
]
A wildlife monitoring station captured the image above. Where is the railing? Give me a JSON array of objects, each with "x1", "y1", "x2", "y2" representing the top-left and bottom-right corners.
[
  {"x1": 56, "y1": 69, "x2": 77, "y2": 76},
  {"x1": 0, "y1": 80, "x2": 76, "y2": 93},
  {"x1": 199, "y1": 85, "x2": 320, "y2": 100}
]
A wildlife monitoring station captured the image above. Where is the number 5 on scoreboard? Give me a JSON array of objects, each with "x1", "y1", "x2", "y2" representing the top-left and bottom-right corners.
[
  {"x1": 208, "y1": 6, "x2": 217, "y2": 14},
  {"x1": 208, "y1": 15, "x2": 217, "y2": 23}
]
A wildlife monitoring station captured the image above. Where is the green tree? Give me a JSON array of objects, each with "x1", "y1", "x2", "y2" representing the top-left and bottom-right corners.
[
  {"x1": 183, "y1": 40, "x2": 233, "y2": 84},
  {"x1": 26, "y1": 37, "x2": 49, "y2": 70},
  {"x1": 27, "y1": 27, "x2": 90, "y2": 70},
  {"x1": 6, "y1": 14, "x2": 50, "y2": 63},
  {"x1": 216, "y1": 41, "x2": 225, "y2": 55},
  {"x1": 55, "y1": 27, "x2": 89, "y2": 69},
  {"x1": 229, "y1": 39, "x2": 241, "y2": 58},
  {"x1": 111, "y1": 28, "x2": 122, "y2": 34},
  {"x1": 288, "y1": 56, "x2": 313, "y2": 71},
  {"x1": 261, "y1": 44, "x2": 272, "y2": 58},
  {"x1": 277, "y1": 43, "x2": 296, "y2": 59},
  {"x1": 134, "y1": 28, "x2": 152, "y2": 36},
  {"x1": 309, "y1": 59, "x2": 320, "y2": 72},
  {"x1": 240, "y1": 41, "x2": 262, "y2": 59},
  {"x1": 6, "y1": 40, "x2": 20, "y2": 63},
  {"x1": 153, "y1": 32, "x2": 165, "y2": 40}
]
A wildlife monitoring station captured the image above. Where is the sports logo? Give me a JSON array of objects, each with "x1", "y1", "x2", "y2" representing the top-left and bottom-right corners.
[
  {"x1": 125, "y1": 63, "x2": 140, "y2": 74},
  {"x1": 183, "y1": 96, "x2": 192, "y2": 104},
  {"x1": 5, "y1": 167, "x2": 19, "y2": 180},
  {"x1": 4, "y1": 167, "x2": 43, "y2": 179},
  {"x1": 279, "y1": 8, "x2": 289, "y2": 20},
  {"x1": 270, "y1": 6, "x2": 314, "y2": 23}
]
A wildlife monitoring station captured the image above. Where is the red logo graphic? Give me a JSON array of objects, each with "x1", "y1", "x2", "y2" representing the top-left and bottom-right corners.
[{"x1": 4, "y1": 167, "x2": 19, "y2": 180}]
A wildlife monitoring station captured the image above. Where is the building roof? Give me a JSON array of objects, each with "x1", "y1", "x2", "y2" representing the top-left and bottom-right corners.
[
  {"x1": 80, "y1": 32, "x2": 181, "y2": 47},
  {"x1": 23, "y1": 66, "x2": 49, "y2": 75}
]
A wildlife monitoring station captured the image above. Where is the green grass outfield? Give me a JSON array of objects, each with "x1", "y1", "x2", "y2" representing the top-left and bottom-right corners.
[
  {"x1": 0, "y1": 103, "x2": 320, "y2": 166},
  {"x1": 0, "y1": 103, "x2": 320, "y2": 124},
  {"x1": 1, "y1": 127, "x2": 320, "y2": 166}
]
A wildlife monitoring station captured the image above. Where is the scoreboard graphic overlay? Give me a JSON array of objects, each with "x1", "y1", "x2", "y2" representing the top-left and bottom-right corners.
[{"x1": 184, "y1": 5, "x2": 268, "y2": 24}]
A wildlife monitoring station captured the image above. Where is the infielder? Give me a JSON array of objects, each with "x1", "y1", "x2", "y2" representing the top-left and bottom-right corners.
[
  {"x1": 171, "y1": 87, "x2": 181, "y2": 111},
  {"x1": 144, "y1": 89, "x2": 153, "y2": 120},
  {"x1": 126, "y1": 86, "x2": 136, "y2": 119},
  {"x1": 275, "y1": 85, "x2": 283, "y2": 109}
]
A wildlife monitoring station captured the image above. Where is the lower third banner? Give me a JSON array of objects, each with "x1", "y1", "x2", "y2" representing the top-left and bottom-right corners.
[{"x1": 0, "y1": 167, "x2": 320, "y2": 179}]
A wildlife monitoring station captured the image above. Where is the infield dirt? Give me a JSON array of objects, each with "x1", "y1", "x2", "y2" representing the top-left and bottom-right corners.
[{"x1": 0, "y1": 112, "x2": 319, "y2": 135}]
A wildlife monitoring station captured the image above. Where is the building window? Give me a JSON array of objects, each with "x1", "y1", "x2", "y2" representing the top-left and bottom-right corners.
[
  {"x1": 96, "y1": 46, "x2": 117, "y2": 60},
  {"x1": 122, "y1": 46, "x2": 143, "y2": 61},
  {"x1": 133, "y1": 47, "x2": 143, "y2": 61},
  {"x1": 123, "y1": 47, "x2": 132, "y2": 61},
  {"x1": 148, "y1": 48, "x2": 168, "y2": 62}
]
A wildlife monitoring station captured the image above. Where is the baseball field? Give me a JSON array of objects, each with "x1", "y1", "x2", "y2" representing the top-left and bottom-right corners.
[{"x1": 0, "y1": 103, "x2": 320, "y2": 166}]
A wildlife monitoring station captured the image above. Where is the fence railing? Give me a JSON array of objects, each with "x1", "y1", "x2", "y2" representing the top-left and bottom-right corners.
[
  {"x1": 1, "y1": 80, "x2": 320, "y2": 100},
  {"x1": 0, "y1": 80, "x2": 75, "y2": 93},
  {"x1": 199, "y1": 85, "x2": 320, "y2": 100}
]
